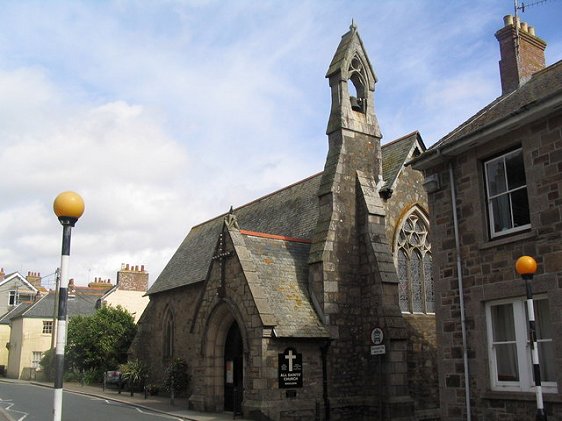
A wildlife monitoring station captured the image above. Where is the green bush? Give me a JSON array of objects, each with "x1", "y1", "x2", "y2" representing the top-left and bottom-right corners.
[
  {"x1": 163, "y1": 358, "x2": 191, "y2": 397},
  {"x1": 39, "y1": 349, "x2": 56, "y2": 382},
  {"x1": 120, "y1": 359, "x2": 149, "y2": 394}
]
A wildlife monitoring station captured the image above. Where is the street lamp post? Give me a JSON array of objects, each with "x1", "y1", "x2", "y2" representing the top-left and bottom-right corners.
[
  {"x1": 515, "y1": 255, "x2": 546, "y2": 421},
  {"x1": 52, "y1": 191, "x2": 84, "y2": 421}
]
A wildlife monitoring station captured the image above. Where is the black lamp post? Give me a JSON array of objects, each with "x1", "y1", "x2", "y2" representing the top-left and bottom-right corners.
[
  {"x1": 52, "y1": 191, "x2": 84, "y2": 421},
  {"x1": 515, "y1": 255, "x2": 546, "y2": 421}
]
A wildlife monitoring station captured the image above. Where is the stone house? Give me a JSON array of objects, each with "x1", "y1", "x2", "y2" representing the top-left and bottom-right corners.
[
  {"x1": 133, "y1": 24, "x2": 438, "y2": 420},
  {"x1": 412, "y1": 15, "x2": 562, "y2": 420}
]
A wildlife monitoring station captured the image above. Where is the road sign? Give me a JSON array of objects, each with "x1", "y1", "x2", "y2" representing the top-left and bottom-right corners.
[
  {"x1": 371, "y1": 345, "x2": 386, "y2": 355},
  {"x1": 371, "y1": 327, "x2": 384, "y2": 345}
]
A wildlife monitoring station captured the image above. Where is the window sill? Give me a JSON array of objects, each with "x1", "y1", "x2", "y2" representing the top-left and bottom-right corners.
[
  {"x1": 479, "y1": 229, "x2": 536, "y2": 250},
  {"x1": 482, "y1": 390, "x2": 562, "y2": 402}
]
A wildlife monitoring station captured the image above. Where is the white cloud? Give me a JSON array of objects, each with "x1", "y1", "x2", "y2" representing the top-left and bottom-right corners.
[{"x1": 1, "y1": 0, "x2": 561, "y2": 287}]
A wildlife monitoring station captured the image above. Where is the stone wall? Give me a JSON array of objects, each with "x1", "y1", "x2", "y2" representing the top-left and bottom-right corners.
[{"x1": 426, "y1": 110, "x2": 562, "y2": 420}]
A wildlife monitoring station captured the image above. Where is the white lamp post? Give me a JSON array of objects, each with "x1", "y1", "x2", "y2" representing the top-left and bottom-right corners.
[{"x1": 52, "y1": 191, "x2": 84, "y2": 421}]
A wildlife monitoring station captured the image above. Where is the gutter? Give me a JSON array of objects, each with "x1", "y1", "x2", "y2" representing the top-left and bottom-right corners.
[{"x1": 412, "y1": 89, "x2": 562, "y2": 171}]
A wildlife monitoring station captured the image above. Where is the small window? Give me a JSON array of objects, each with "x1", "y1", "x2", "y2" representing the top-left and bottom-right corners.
[
  {"x1": 9, "y1": 290, "x2": 33, "y2": 306},
  {"x1": 42, "y1": 321, "x2": 53, "y2": 334},
  {"x1": 484, "y1": 148, "x2": 530, "y2": 238},
  {"x1": 396, "y1": 211, "x2": 434, "y2": 314},
  {"x1": 32, "y1": 351, "x2": 43, "y2": 369},
  {"x1": 486, "y1": 297, "x2": 557, "y2": 393}
]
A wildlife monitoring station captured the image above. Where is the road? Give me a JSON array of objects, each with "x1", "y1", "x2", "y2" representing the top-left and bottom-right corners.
[{"x1": 0, "y1": 382, "x2": 183, "y2": 421}]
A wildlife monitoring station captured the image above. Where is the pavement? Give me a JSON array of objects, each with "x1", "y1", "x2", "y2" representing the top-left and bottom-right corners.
[{"x1": 0, "y1": 379, "x2": 250, "y2": 421}]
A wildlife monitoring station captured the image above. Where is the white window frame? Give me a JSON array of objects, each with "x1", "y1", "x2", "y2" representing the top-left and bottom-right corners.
[
  {"x1": 486, "y1": 296, "x2": 557, "y2": 393},
  {"x1": 484, "y1": 148, "x2": 530, "y2": 238},
  {"x1": 42, "y1": 321, "x2": 53, "y2": 334}
]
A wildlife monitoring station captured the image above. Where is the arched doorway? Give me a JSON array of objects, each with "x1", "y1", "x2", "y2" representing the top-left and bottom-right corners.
[{"x1": 224, "y1": 321, "x2": 243, "y2": 412}]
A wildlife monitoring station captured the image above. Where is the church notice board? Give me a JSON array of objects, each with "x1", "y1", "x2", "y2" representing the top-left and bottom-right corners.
[{"x1": 278, "y1": 347, "x2": 303, "y2": 388}]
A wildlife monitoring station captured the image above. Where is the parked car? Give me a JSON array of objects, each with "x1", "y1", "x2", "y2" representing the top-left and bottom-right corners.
[{"x1": 105, "y1": 370, "x2": 125, "y2": 389}]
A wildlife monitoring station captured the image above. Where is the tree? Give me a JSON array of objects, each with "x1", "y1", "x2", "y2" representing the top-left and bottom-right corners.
[{"x1": 66, "y1": 305, "x2": 136, "y2": 378}]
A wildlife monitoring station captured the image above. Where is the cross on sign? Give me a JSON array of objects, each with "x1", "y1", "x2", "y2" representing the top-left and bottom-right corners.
[{"x1": 285, "y1": 349, "x2": 297, "y2": 372}]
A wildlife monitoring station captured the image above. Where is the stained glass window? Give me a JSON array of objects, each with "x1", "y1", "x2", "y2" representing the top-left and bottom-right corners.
[{"x1": 396, "y1": 211, "x2": 433, "y2": 314}]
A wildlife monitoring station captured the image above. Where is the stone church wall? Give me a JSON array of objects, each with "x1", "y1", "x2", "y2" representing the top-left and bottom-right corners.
[
  {"x1": 383, "y1": 163, "x2": 439, "y2": 415},
  {"x1": 132, "y1": 283, "x2": 201, "y2": 385}
]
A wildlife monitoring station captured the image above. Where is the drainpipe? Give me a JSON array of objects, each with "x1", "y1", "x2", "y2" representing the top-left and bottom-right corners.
[
  {"x1": 449, "y1": 161, "x2": 471, "y2": 420},
  {"x1": 321, "y1": 340, "x2": 331, "y2": 420}
]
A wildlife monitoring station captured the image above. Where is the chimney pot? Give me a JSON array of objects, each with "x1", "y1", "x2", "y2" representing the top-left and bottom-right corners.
[
  {"x1": 495, "y1": 15, "x2": 546, "y2": 95},
  {"x1": 141, "y1": 265, "x2": 145, "y2": 272},
  {"x1": 504, "y1": 15, "x2": 513, "y2": 26}
]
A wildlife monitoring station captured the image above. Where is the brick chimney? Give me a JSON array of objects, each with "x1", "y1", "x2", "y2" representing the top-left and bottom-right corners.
[
  {"x1": 495, "y1": 14, "x2": 546, "y2": 95},
  {"x1": 26, "y1": 271, "x2": 42, "y2": 289},
  {"x1": 0, "y1": 268, "x2": 4, "y2": 282},
  {"x1": 116, "y1": 263, "x2": 148, "y2": 292}
]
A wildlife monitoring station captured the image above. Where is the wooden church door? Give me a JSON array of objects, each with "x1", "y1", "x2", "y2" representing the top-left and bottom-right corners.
[{"x1": 224, "y1": 321, "x2": 243, "y2": 413}]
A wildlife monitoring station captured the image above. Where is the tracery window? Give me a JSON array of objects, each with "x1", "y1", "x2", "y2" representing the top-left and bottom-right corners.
[{"x1": 396, "y1": 211, "x2": 434, "y2": 314}]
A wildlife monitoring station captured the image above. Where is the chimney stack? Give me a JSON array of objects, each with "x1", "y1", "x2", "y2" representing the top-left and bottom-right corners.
[
  {"x1": 0, "y1": 268, "x2": 4, "y2": 282},
  {"x1": 116, "y1": 263, "x2": 149, "y2": 292},
  {"x1": 495, "y1": 14, "x2": 546, "y2": 95},
  {"x1": 26, "y1": 271, "x2": 42, "y2": 289}
]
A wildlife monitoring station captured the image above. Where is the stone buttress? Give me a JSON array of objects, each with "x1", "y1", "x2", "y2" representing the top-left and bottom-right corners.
[{"x1": 308, "y1": 23, "x2": 414, "y2": 419}]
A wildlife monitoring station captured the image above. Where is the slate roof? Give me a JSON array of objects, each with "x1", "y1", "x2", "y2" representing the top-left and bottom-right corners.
[
  {"x1": 149, "y1": 174, "x2": 321, "y2": 295},
  {"x1": 149, "y1": 135, "x2": 417, "y2": 296},
  {"x1": 0, "y1": 304, "x2": 27, "y2": 325},
  {"x1": 242, "y1": 234, "x2": 329, "y2": 338},
  {"x1": 381, "y1": 131, "x2": 424, "y2": 190},
  {"x1": 414, "y1": 60, "x2": 562, "y2": 169},
  {"x1": 6, "y1": 291, "x2": 99, "y2": 321}
]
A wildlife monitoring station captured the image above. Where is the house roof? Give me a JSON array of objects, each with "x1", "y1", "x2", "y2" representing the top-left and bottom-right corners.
[
  {"x1": 148, "y1": 134, "x2": 417, "y2": 296},
  {"x1": 413, "y1": 60, "x2": 562, "y2": 170},
  {"x1": 0, "y1": 304, "x2": 27, "y2": 325},
  {"x1": 0, "y1": 272, "x2": 38, "y2": 293},
  {"x1": 6, "y1": 291, "x2": 99, "y2": 321}
]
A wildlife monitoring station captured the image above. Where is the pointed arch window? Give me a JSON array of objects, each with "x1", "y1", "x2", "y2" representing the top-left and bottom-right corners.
[
  {"x1": 396, "y1": 211, "x2": 434, "y2": 314},
  {"x1": 163, "y1": 310, "x2": 174, "y2": 359}
]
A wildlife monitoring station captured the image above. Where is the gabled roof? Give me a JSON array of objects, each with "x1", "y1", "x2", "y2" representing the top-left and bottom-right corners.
[
  {"x1": 0, "y1": 272, "x2": 38, "y2": 293},
  {"x1": 381, "y1": 131, "x2": 425, "y2": 191},
  {"x1": 413, "y1": 60, "x2": 562, "y2": 170},
  {"x1": 148, "y1": 134, "x2": 419, "y2": 296},
  {"x1": 238, "y1": 233, "x2": 329, "y2": 338}
]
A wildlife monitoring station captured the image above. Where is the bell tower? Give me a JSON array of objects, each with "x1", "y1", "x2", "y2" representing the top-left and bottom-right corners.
[{"x1": 309, "y1": 23, "x2": 414, "y2": 419}]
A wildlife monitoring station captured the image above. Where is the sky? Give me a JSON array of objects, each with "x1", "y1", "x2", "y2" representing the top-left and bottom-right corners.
[{"x1": 1, "y1": 0, "x2": 561, "y2": 289}]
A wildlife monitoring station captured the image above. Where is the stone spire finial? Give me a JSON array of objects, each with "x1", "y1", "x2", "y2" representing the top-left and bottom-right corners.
[
  {"x1": 224, "y1": 206, "x2": 240, "y2": 230},
  {"x1": 350, "y1": 19, "x2": 357, "y2": 32}
]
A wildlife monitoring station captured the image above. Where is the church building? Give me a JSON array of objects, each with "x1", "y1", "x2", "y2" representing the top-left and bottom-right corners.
[{"x1": 132, "y1": 24, "x2": 437, "y2": 420}]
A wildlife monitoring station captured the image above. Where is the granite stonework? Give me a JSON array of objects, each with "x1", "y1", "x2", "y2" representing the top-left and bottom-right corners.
[
  {"x1": 413, "y1": 16, "x2": 562, "y2": 420},
  {"x1": 132, "y1": 24, "x2": 437, "y2": 421}
]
